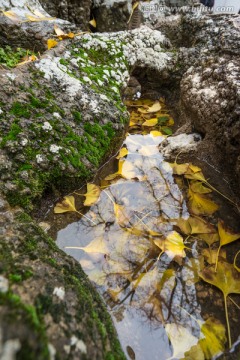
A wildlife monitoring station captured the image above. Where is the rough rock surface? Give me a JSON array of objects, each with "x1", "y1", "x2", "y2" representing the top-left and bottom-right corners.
[
  {"x1": 0, "y1": 0, "x2": 78, "y2": 51},
  {"x1": 40, "y1": 0, "x2": 91, "y2": 29},
  {"x1": 0, "y1": 18, "x2": 173, "y2": 359}
]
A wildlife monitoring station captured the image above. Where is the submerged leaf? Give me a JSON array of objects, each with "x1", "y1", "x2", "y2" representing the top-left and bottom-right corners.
[
  {"x1": 166, "y1": 323, "x2": 199, "y2": 359},
  {"x1": 54, "y1": 196, "x2": 76, "y2": 213},
  {"x1": 199, "y1": 317, "x2": 226, "y2": 358},
  {"x1": 83, "y1": 183, "x2": 101, "y2": 206}
]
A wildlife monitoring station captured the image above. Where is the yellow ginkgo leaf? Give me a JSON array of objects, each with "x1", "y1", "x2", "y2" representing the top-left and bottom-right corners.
[
  {"x1": 116, "y1": 147, "x2": 128, "y2": 159},
  {"x1": 16, "y1": 54, "x2": 38, "y2": 66},
  {"x1": 47, "y1": 39, "x2": 58, "y2": 50},
  {"x1": 190, "y1": 181, "x2": 212, "y2": 194},
  {"x1": 169, "y1": 162, "x2": 189, "y2": 175},
  {"x1": 54, "y1": 24, "x2": 65, "y2": 36},
  {"x1": 142, "y1": 118, "x2": 158, "y2": 127},
  {"x1": 65, "y1": 237, "x2": 108, "y2": 254},
  {"x1": 202, "y1": 248, "x2": 226, "y2": 265},
  {"x1": 26, "y1": 14, "x2": 56, "y2": 21},
  {"x1": 185, "y1": 169, "x2": 206, "y2": 182},
  {"x1": 54, "y1": 196, "x2": 76, "y2": 213},
  {"x1": 218, "y1": 220, "x2": 240, "y2": 247},
  {"x1": 154, "y1": 231, "x2": 186, "y2": 259},
  {"x1": 199, "y1": 232, "x2": 219, "y2": 246},
  {"x1": 200, "y1": 261, "x2": 240, "y2": 347},
  {"x1": 215, "y1": 220, "x2": 240, "y2": 272},
  {"x1": 150, "y1": 130, "x2": 163, "y2": 137},
  {"x1": 83, "y1": 183, "x2": 101, "y2": 206},
  {"x1": 127, "y1": 1, "x2": 139, "y2": 24},
  {"x1": 89, "y1": 18, "x2": 97, "y2": 28},
  {"x1": 188, "y1": 188, "x2": 218, "y2": 216},
  {"x1": 146, "y1": 101, "x2": 161, "y2": 113},
  {"x1": 177, "y1": 216, "x2": 215, "y2": 235},
  {"x1": 199, "y1": 317, "x2": 226, "y2": 359}
]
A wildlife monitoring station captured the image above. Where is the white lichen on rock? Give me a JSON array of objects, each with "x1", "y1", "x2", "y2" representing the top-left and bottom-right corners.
[
  {"x1": 160, "y1": 133, "x2": 202, "y2": 158},
  {"x1": 35, "y1": 57, "x2": 82, "y2": 98},
  {"x1": 0, "y1": 276, "x2": 9, "y2": 293},
  {"x1": 53, "y1": 286, "x2": 65, "y2": 300}
]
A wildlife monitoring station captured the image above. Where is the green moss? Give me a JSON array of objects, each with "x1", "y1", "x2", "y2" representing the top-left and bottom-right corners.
[
  {"x1": 72, "y1": 110, "x2": 82, "y2": 124},
  {"x1": 10, "y1": 102, "x2": 31, "y2": 118},
  {"x1": 0, "y1": 46, "x2": 35, "y2": 68},
  {"x1": 9, "y1": 274, "x2": 22, "y2": 283},
  {"x1": 0, "y1": 121, "x2": 21, "y2": 147}
]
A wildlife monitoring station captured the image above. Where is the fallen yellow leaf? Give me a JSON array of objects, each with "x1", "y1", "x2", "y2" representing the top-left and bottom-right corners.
[
  {"x1": 188, "y1": 188, "x2": 218, "y2": 216},
  {"x1": 54, "y1": 196, "x2": 76, "y2": 213},
  {"x1": 142, "y1": 118, "x2": 158, "y2": 127},
  {"x1": 89, "y1": 18, "x2": 97, "y2": 28},
  {"x1": 116, "y1": 147, "x2": 128, "y2": 159},
  {"x1": 154, "y1": 231, "x2": 186, "y2": 259},
  {"x1": 83, "y1": 183, "x2": 101, "y2": 206},
  {"x1": 47, "y1": 39, "x2": 58, "y2": 50}
]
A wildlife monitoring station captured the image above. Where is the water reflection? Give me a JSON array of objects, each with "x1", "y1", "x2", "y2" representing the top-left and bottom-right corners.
[{"x1": 57, "y1": 132, "x2": 204, "y2": 360}]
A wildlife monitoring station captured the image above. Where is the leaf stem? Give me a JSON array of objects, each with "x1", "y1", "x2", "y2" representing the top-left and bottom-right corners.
[
  {"x1": 214, "y1": 245, "x2": 221, "y2": 272},
  {"x1": 224, "y1": 295, "x2": 232, "y2": 348},
  {"x1": 204, "y1": 181, "x2": 237, "y2": 207},
  {"x1": 76, "y1": 210, "x2": 96, "y2": 225}
]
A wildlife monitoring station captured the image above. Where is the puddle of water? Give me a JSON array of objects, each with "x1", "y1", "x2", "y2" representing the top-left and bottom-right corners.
[{"x1": 55, "y1": 99, "x2": 240, "y2": 360}]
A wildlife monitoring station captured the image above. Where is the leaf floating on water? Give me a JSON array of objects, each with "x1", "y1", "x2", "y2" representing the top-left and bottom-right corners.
[
  {"x1": 199, "y1": 317, "x2": 227, "y2": 359},
  {"x1": 54, "y1": 196, "x2": 76, "y2": 213},
  {"x1": 188, "y1": 188, "x2": 219, "y2": 216},
  {"x1": 82, "y1": 183, "x2": 100, "y2": 206},
  {"x1": 114, "y1": 203, "x2": 130, "y2": 227},
  {"x1": 47, "y1": 39, "x2": 58, "y2": 50},
  {"x1": 66, "y1": 236, "x2": 108, "y2": 254},
  {"x1": 116, "y1": 147, "x2": 128, "y2": 159},
  {"x1": 200, "y1": 261, "x2": 240, "y2": 347},
  {"x1": 154, "y1": 231, "x2": 186, "y2": 260}
]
